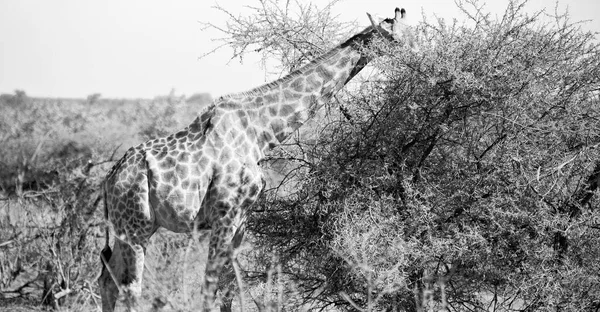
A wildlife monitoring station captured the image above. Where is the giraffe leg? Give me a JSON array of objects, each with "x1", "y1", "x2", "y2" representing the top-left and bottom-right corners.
[
  {"x1": 202, "y1": 213, "x2": 244, "y2": 311},
  {"x1": 99, "y1": 238, "x2": 147, "y2": 312},
  {"x1": 219, "y1": 226, "x2": 245, "y2": 312},
  {"x1": 99, "y1": 244, "x2": 118, "y2": 312}
]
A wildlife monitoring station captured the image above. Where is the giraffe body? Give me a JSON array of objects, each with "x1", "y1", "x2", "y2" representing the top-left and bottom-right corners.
[{"x1": 99, "y1": 8, "x2": 415, "y2": 311}]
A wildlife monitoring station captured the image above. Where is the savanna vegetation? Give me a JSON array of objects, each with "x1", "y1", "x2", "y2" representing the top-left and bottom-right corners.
[
  {"x1": 0, "y1": 91, "x2": 212, "y2": 311},
  {"x1": 2, "y1": 0, "x2": 600, "y2": 311}
]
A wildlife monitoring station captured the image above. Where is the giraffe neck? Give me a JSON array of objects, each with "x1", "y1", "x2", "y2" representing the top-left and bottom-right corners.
[{"x1": 219, "y1": 26, "x2": 382, "y2": 154}]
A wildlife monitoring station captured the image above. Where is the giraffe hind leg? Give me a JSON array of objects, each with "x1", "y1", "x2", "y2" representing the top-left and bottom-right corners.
[
  {"x1": 99, "y1": 238, "x2": 147, "y2": 312},
  {"x1": 100, "y1": 155, "x2": 156, "y2": 311}
]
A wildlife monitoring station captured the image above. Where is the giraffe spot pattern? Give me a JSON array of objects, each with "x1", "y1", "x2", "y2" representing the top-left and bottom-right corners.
[
  {"x1": 157, "y1": 149, "x2": 167, "y2": 160},
  {"x1": 306, "y1": 75, "x2": 321, "y2": 92},
  {"x1": 264, "y1": 93, "x2": 279, "y2": 104},
  {"x1": 290, "y1": 77, "x2": 304, "y2": 92},
  {"x1": 165, "y1": 155, "x2": 178, "y2": 167},
  {"x1": 158, "y1": 184, "x2": 173, "y2": 196},
  {"x1": 237, "y1": 110, "x2": 249, "y2": 128},
  {"x1": 226, "y1": 162, "x2": 240, "y2": 175},
  {"x1": 177, "y1": 152, "x2": 190, "y2": 163},
  {"x1": 268, "y1": 105, "x2": 278, "y2": 116},
  {"x1": 188, "y1": 117, "x2": 202, "y2": 132},
  {"x1": 279, "y1": 104, "x2": 296, "y2": 116},
  {"x1": 175, "y1": 164, "x2": 189, "y2": 179},
  {"x1": 283, "y1": 90, "x2": 302, "y2": 101},
  {"x1": 275, "y1": 131, "x2": 287, "y2": 142},
  {"x1": 181, "y1": 180, "x2": 190, "y2": 189},
  {"x1": 233, "y1": 134, "x2": 247, "y2": 148},
  {"x1": 223, "y1": 102, "x2": 243, "y2": 110},
  {"x1": 162, "y1": 170, "x2": 177, "y2": 186},
  {"x1": 198, "y1": 156, "x2": 211, "y2": 170},
  {"x1": 270, "y1": 119, "x2": 284, "y2": 135},
  {"x1": 245, "y1": 127, "x2": 256, "y2": 142},
  {"x1": 219, "y1": 147, "x2": 232, "y2": 164}
]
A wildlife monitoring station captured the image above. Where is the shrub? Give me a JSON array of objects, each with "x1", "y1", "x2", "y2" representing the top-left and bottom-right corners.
[{"x1": 214, "y1": 0, "x2": 600, "y2": 310}]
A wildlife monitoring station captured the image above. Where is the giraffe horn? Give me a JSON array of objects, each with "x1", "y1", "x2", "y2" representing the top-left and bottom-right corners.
[{"x1": 395, "y1": 8, "x2": 406, "y2": 20}]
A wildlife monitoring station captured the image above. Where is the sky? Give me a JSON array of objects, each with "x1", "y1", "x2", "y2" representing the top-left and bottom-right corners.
[{"x1": 1, "y1": 0, "x2": 599, "y2": 99}]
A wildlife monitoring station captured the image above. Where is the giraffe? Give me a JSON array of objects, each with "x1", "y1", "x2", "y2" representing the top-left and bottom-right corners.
[{"x1": 99, "y1": 7, "x2": 415, "y2": 311}]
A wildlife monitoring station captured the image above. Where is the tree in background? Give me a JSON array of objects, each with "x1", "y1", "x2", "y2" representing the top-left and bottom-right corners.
[
  {"x1": 209, "y1": 0, "x2": 600, "y2": 310},
  {"x1": 86, "y1": 93, "x2": 102, "y2": 105}
]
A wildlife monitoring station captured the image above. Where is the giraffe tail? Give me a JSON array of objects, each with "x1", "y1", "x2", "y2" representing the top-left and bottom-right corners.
[{"x1": 100, "y1": 183, "x2": 112, "y2": 269}]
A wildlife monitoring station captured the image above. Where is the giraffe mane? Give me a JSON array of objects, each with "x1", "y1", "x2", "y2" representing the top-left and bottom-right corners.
[{"x1": 217, "y1": 26, "x2": 376, "y2": 100}]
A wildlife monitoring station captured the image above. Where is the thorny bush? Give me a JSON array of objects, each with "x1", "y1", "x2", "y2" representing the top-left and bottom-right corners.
[{"x1": 212, "y1": 0, "x2": 600, "y2": 311}]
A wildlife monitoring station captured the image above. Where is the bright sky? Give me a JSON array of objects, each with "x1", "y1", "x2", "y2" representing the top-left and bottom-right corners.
[{"x1": 1, "y1": 0, "x2": 598, "y2": 99}]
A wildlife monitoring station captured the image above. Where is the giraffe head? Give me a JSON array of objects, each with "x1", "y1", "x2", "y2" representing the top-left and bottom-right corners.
[{"x1": 367, "y1": 8, "x2": 417, "y2": 49}]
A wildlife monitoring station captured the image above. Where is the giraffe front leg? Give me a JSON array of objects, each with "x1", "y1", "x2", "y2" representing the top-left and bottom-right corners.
[
  {"x1": 202, "y1": 219, "x2": 241, "y2": 312},
  {"x1": 219, "y1": 225, "x2": 246, "y2": 312},
  {"x1": 99, "y1": 239, "x2": 146, "y2": 312}
]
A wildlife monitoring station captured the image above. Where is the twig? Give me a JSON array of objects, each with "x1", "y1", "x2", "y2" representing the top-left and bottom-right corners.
[
  {"x1": 339, "y1": 291, "x2": 364, "y2": 312},
  {"x1": 0, "y1": 240, "x2": 15, "y2": 248}
]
